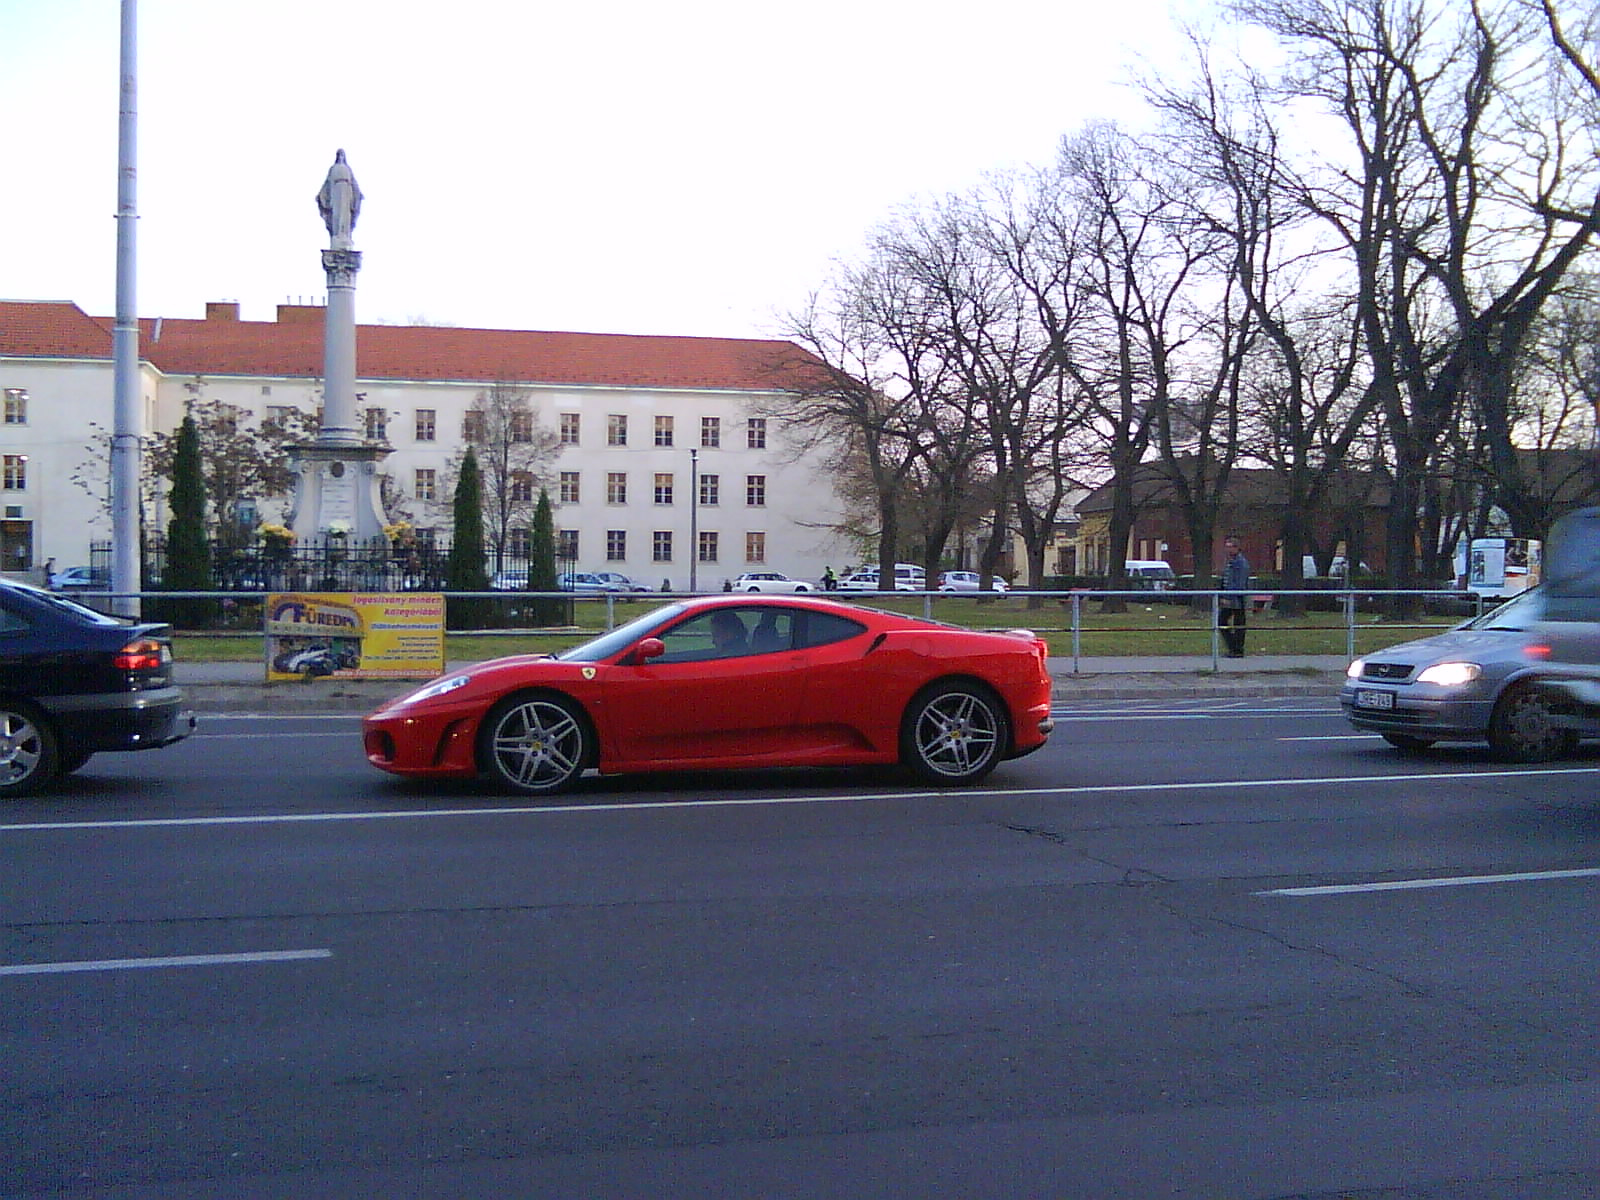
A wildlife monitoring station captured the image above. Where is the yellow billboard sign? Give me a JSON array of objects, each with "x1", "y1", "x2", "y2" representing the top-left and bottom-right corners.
[{"x1": 265, "y1": 592, "x2": 444, "y2": 682}]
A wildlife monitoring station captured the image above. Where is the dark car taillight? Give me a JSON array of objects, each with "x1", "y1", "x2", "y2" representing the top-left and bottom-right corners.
[{"x1": 114, "y1": 637, "x2": 167, "y2": 672}]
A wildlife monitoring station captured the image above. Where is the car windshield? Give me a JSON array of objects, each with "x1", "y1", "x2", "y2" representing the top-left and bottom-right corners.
[
  {"x1": 1465, "y1": 587, "x2": 1546, "y2": 630},
  {"x1": 556, "y1": 602, "x2": 684, "y2": 662}
]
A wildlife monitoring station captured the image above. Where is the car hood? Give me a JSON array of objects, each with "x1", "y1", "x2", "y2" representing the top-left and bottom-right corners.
[{"x1": 1361, "y1": 626, "x2": 1549, "y2": 667}]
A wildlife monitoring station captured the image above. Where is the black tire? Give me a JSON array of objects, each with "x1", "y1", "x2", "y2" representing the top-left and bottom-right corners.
[
  {"x1": 1487, "y1": 684, "x2": 1577, "y2": 763},
  {"x1": 478, "y1": 692, "x2": 592, "y2": 794},
  {"x1": 899, "y1": 680, "x2": 1009, "y2": 786},
  {"x1": 0, "y1": 704, "x2": 60, "y2": 797},
  {"x1": 1380, "y1": 733, "x2": 1436, "y2": 753}
]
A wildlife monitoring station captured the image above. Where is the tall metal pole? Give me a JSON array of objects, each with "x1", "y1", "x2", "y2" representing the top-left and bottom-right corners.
[
  {"x1": 109, "y1": 0, "x2": 141, "y2": 617},
  {"x1": 688, "y1": 448, "x2": 699, "y2": 592}
]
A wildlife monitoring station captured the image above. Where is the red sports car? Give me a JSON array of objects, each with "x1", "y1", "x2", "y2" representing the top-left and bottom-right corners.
[{"x1": 363, "y1": 595, "x2": 1054, "y2": 794}]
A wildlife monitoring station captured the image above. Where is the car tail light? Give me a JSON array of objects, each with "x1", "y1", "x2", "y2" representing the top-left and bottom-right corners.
[{"x1": 114, "y1": 638, "x2": 167, "y2": 672}]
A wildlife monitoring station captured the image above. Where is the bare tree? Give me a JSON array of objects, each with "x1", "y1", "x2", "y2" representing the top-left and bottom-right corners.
[{"x1": 447, "y1": 382, "x2": 563, "y2": 573}]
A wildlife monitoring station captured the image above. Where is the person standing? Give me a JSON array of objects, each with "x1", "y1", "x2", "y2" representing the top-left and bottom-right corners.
[{"x1": 1218, "y1": 535, "x2": 1251, "y2": 657}]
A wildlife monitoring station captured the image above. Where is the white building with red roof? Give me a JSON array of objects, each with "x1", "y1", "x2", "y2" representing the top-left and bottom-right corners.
[{"x1": 0, "y1": 300, "x2": 854, "y2": 586}]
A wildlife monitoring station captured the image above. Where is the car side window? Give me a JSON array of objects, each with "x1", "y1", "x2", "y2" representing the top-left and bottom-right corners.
[
  {"x1": 652, "y1": 607, "x2": 803, "y2": 662},
  {"x1": 795, "y1": 610, "x2": 867, "y2": 650}
]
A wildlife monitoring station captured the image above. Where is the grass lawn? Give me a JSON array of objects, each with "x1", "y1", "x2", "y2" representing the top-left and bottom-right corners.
[{"x1": 172, "y1": 594, "x2": 1461, "y2": 663}]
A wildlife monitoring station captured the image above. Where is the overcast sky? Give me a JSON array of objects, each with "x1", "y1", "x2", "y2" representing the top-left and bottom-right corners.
[{"x1": 2, "y1": 0, "x2": 1215, "y2": 341}]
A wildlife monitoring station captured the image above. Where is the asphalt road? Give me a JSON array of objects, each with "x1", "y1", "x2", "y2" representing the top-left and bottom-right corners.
[{"x1": 3, "y1": 699, "x2": 1599, "y2": 1198}]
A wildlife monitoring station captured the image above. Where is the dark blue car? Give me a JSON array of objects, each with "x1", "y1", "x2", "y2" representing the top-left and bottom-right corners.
[{"x1": 0, "y1": 580, "x2": 195, "y2": 796}]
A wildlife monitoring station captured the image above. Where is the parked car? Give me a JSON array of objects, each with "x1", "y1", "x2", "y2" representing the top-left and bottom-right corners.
[
  {"x1": 731, "y1": 571, "x2": 814, "y2": 593},
  {"x1": 49, "y1": 565, "x2": 109, "y2": 592},
  {"x1": 491, "y1": 569, "x2": 529, "y2": 590},
  {"x1": 1122, "y1": 560, "x2": 1177, "y2": 590},
  {"x1": 364, "y1": 594, "x2": 1054, "y2": 794},
  {"x1": 593, "y1": 572, "x2": 652, "y2": 592},
  {"x1": 1340, "y1": 585, "x2": 1600, "y2": 761},
  {"x1": 838, "y1": 564, "x2": 927, "y2": 592},
  {"x1": 0, "y1": 579, "x2": 195, "y2": 795},
  {"x1": 559, "y1": 572, "x2": 631, "y2": 594},
  {"x1": 938, "y1": 571, "x2": 1009, "y2": 593}
]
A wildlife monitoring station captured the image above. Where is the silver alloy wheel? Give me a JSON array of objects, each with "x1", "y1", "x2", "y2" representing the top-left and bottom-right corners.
[
  {"x1": 902, "y1": 683, "x2": 1007, "y2": 785},
  {"x1": 0, "y1": 707, "x2": 57, "y2": 797},
  {"x1": 481, "y1": 694, "x2": 591, "y2": 793},
  {"x1": 1487, "y1": 684, "x2": 1576, "y2": 763}
]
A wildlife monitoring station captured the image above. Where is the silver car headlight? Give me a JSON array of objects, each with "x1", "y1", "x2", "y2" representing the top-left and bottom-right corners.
[
  {"x1": 1415, "y1": 661, "x2": 1482, "y2": 687},
  {"x1": 1346, "y1": 658, "x2": 1366, "y2": 679}
]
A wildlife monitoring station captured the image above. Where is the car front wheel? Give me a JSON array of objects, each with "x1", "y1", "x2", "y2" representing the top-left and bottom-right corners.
[
  {"x1": 479, "y1": 692, "x2": 593, "y2": 793},
  {"x1": 900, "y1": 681, "x2": 1009, "y2": 785},
  {"x1": 1487, "y1": 684, "x2": 1577, "y2": 763},
  {"x1": 0, "y1": 704, "x2": 59, "y2": 797}
]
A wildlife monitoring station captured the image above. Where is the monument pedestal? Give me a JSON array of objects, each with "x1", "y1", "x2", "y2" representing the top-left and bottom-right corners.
[{"x1": 287, "y1": 443, "x2": 389, "y2": 540}]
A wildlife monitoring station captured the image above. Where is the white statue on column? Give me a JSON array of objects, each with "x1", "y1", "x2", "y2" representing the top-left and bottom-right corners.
[{"x1": 316, "y1": 149, "x2": 363, "y2": 249}]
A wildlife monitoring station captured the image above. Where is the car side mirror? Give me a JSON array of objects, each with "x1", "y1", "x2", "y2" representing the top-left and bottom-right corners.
[{"x1": 636, "y1": 637, "x2": 665, "y2": 662}]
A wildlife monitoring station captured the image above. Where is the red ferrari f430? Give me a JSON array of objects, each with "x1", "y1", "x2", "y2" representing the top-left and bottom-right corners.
[{"x1": 363, "y1": 595, "x2": 1054, "y2": 794}]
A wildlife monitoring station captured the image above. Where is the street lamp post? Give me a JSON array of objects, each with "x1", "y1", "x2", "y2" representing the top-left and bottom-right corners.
[{"x1": 689, "y1": 448, "x2": 699, "y2": 592}]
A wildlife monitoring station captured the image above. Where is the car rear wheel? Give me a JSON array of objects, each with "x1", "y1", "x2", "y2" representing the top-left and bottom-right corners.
[
  {"x1": 0, "y1": 704, "x2": 59, "y2": 797},
  {"x1": 900, "y1": 681, "x2": 1009, "y2": 786},
  {"x1": 1380, "y1": 733, "x2": 1435, "y2": 753},
  {"x1": 479, "y1": 692, "x2": 592, "y2": 793},
  {"x1": 1487, "y1": 684, "x2": 1577, "y2": 763}
]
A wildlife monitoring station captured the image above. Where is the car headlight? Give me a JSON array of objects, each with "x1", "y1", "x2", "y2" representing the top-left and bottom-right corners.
[
  {"x1": 1346, "y1": 658, "x2": 1366, "y2": 679},
  {"x1": 398, "y1": 674, "x2": 471, "y2": 704},
  {"x1": 1415, "y1": 661, "x2": 1482, "y2": 687}
]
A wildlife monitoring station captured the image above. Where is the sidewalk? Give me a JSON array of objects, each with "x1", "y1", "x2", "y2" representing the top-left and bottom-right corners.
[{"x1": 174, "y1": 654, "x2": 1351, "y2": 714}]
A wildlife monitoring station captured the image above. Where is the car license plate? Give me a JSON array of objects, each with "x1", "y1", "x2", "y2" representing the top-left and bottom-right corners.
[{"x1": 1356, "y1": 689, "x2": 1395, "y2": 710}]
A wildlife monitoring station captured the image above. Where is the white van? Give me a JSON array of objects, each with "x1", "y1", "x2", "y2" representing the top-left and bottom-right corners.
[{"x1": 1123, "y1": 560, "x2": 1177, "y2": 590}]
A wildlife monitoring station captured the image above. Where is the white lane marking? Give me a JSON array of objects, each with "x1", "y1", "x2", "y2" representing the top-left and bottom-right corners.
[
  {"x1": 1259, "y1": 868, "x2": 1600, "y2": 897},
  {"x1": 4, "y1": 766, "x2": 1597, "y2": 833},
  {"x1": 195, "y1": 731, "x2": 353, "y2": 739},
  {"x1": 1280, "y1": 735, "x2": 1378, "y2": 741},
  {"x1": 0, "y1": 949, "x2": 332, "y2": 976}
]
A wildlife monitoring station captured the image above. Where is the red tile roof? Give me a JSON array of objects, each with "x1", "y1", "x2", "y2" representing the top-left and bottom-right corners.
[{"x1": 0, "y1": 300, "x2": 820, "y2": 393}]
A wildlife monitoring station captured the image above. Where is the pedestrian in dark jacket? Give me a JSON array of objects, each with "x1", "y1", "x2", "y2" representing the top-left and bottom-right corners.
[{"x1": 1219, "y1": 536, "x2": 1250, "y2": 657}]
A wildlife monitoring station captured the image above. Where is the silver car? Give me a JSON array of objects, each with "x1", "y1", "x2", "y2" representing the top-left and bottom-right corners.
[{"x1": 1340, "y1": 586, "x2": 1600, "y2": 761}]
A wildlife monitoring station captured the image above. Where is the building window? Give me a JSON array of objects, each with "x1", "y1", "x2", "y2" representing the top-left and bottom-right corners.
[
  {"x1": 700, "y1": 416, "x2": 719, "y2": 448},
  {"x1": 699, "y1": 474, "x2": 719, "y2": 506},
  {"x1": 509, "y1": 527, "x2": 531, "y2": 558},
  {"x1": 747, "y1": 418, "x2": 766, "y2": 449},
  {"x1": 607, "y1": 472, "x2": 627, "y2": 504},
  {"x1": 560, "y1": 412, "x2": 580, "y2": 445},
  {"x1": 607, "y1": 530, "x2": 627, "y2": 561},
  {"x1": 698, "y1": 531, "x2": 719, "y2": 563},
  {"x1": 415, "y1": 409, "x2": 436, "y2": 441},
  {"x1": 746, "y1": 532, "x2": 766, "y2": 563},
  {"x1": 607, "y1": 414, "x2": 627, "y2": 446},
  {"x1": 559, "y1": 471, "x2": 580, "y2": 504},
  {"x1": 3, "y1": 388, "x2": 27, "y2": 425},
  {"x1": 653, "y1": 531, "x2": 673, "y2": 562},
  {"x1": 746, "y1": 475, "x2": 766, "y2": 506},
  {"x1": 654, "y1": 415, "x2": 674, "y2": 447},
  {"x1": 2, "y1": 455, "x2": 26, "y2": 490},
  {"x1": 365, "y1": 408, "x2": 388, "y2": 440},
  {"x1": 463, "y1": 409, "x2": 485, "y2": 442},
  {"x1": 559, "y1": 529, "x2": 579, "y2": 560},
  {"x1": 654, "y1": 473, "x2": 674, "y2": 505},
  {"x1": 414, "y1": 468, "x2": 436, "y2": 502},
  {"x1": 510, "y1": 471, "x2": 534, "y2": 503},
  {"x1": 510, "y1": 411, "x2": 534, "y2": 443}
]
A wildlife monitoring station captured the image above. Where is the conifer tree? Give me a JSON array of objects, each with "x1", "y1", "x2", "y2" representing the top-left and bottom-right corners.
[
  {"x1": 163, "y1": 415, "x2": 213, "y2": 625},
  {"x1": 446, "y1": 448, "x2": 491, "y2": 628}
]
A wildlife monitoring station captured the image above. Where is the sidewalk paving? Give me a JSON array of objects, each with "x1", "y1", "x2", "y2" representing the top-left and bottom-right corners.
[{"x1": 175, "y1": 654, "x2": 1352, "y2": 714}]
